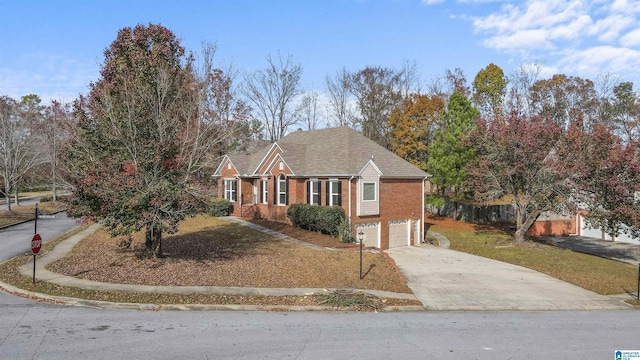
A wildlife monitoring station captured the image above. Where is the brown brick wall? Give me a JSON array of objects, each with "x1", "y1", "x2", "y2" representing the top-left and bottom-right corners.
[
  {"x1": 527, "y1": 218, "x2": 577, "y2": 236},
  {"x1": 352, "y1": 178, "x2": 423, "y2": 249}
]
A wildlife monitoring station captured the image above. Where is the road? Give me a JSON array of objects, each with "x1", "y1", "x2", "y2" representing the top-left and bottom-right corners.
[
  {"x1": 0, "y1": 302, "x2": 638, "y2": 359},
  {"x1": 0, "y1": 213, "x2": 77, "y2": 262},
  {"x1": 0, "y1": 197, "x2": 41, "y2": 211}
]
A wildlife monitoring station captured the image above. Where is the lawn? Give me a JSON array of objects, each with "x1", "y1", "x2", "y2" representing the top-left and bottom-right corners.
[
  {"x1": 426, "y1": 214, "x2": 639, "y2": 296},
  {"x1": 0, "y1": 215, "x2": 419, "y2": 309}
]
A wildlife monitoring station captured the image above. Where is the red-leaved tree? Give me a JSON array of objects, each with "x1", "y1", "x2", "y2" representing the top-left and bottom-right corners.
[
  {"x1": 467, "y1": 112, "x2": 567, "y2": 242},
  {"x1": 558, "y1": 121, "x2": 640, "y2": 239}
]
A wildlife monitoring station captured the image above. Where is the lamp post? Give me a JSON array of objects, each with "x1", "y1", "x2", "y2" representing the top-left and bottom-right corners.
[{"x1": 358, "y1": 230, "x2": 364, "y2": 280}]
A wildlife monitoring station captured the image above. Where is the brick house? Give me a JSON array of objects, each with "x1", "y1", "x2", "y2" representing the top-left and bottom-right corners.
[{"x1": 213, "y1": 126, "x2": 428, "y2": 249}]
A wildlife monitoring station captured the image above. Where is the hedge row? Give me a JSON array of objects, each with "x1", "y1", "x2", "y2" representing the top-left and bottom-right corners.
[{"x1": 286, "y1": 203, "x2": 345, "y2": 237}]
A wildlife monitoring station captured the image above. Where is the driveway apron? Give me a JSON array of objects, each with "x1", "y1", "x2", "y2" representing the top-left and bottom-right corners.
[{"x1": 387, "y1": 245, "x2": 630, "y2": 311}]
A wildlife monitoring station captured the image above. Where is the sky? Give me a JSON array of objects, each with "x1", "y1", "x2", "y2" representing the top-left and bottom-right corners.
[{"x1": 2, "y1": 0, "x2": 640, "y2": 104}]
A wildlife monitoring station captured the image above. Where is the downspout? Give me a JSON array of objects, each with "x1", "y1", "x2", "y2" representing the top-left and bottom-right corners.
[
  {"x1": 238, "y1": 176, "x2": 242, "y2": 218},
  {"x1": 348, "y1": 176, "x2": 355, "y2": 221},
  {"x1": 421, "y1": 176, "x2": 427, "y2": 245}
]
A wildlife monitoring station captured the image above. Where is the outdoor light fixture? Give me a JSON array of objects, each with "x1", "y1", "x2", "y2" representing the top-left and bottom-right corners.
[{"x1": 358, "y1": 230, "x2": 364, "y2": 280}]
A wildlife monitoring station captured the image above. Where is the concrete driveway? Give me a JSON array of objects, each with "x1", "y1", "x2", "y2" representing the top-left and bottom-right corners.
[{"x1": 386, "y1": 245, "x2": 631, "y2": 311}]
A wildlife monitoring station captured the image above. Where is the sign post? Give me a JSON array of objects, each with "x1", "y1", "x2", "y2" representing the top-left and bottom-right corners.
[
  {"x1": 32, "y1": 206, "x2": 41, "y2": 284},
  {"x1": 31, "y1": 234, "x2": 42, "y2": 284}
]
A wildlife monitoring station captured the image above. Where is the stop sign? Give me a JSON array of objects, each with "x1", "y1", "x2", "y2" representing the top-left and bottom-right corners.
[{"x1": 31, "y1": 234, "x2": 42, "y2": 254}]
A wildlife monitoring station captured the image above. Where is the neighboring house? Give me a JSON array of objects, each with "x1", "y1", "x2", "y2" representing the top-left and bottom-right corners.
[
  {"x1": 213, "y1": 126, "x2": 428, "y2": 250},
  {"x1": 529, "y1": 211, "x2": 639, "y2": 244}
]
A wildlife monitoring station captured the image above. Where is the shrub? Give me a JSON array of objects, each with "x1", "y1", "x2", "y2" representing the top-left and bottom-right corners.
[
  {"x1": 208, "y1": 198, "x2": 233, "y2": 216},
  {"x1": 287, "y1": 204, "x2": 346, "y2": 237},
  {"x1": 337, "y1": 217, "x2": 354, "y2": 243}
]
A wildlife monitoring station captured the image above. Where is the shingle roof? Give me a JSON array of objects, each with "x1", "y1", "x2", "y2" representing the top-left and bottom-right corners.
[{"x1": 225, "y1": 126, "x2": 428, "y2": 178}]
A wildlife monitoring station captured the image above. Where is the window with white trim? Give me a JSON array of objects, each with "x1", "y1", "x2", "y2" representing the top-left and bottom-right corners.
[
  {"x1": 309, "y1": 180, "x2": 320, "y2": 205},
  {"x1": 278, "y1": 174, "x2": 287, "y2": 205},
  {"x1": 329, "y1": 180, "x2": 341, "y2": 206},
  {"x1": 362, "y1": 182, "x2": 376, "y2": 201},
  {"x1": 261, "y1": 179, "x2": 268, "y2": 204},
  {"x1": 224, "y1": 179, "x2": 237, "y2": 202}
]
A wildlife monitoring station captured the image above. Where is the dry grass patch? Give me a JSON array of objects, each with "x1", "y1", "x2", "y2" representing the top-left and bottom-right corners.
[
  {"x1": 426, "y1": 214, "x2": 638, "y2": 296},
  {"x1": 0, "y1": 201, "x2": 65, "y2": 227},
  {"x1": 47, "y1": 215, "x2": 411, "y2": 293}
]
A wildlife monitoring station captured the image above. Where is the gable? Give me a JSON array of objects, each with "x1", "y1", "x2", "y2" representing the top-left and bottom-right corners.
[
  {"x1": 254, "y1": 143, "x2": 284, "y2": 175},
  {"x1": 264, "y1": 153, "x2": 294, "y2": 176},
  {"x1": 214, "y1": 156, "x2": 239, "y2": 177}
]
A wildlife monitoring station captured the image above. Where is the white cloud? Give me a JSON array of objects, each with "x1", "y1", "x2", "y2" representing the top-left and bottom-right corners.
[
  {"x1": 621, "y1": 28, "x2": 640, "y2": 46},
  {"x1": 0, "y1": 53, "x2": 97, "y2": 103},
  {"x1": 465, "y1": 0, "x2": 640, "y2": 81},
  {"x1": 557, "y1": 46, "x2": 640, "y2": 78},
  {"x1": 421, "y1": 0, "x2": 444, "y2": 4},
  {"x1": 482, "y1": 29, "x2": 554, "y2": 51}
]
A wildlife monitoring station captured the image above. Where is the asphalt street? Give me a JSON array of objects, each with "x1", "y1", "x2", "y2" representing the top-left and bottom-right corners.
[
  {"x1": 0, "y1": 213, "x2": 78, "y2": 262},
  {"x1": 0, "y1": 197, "x2": 40, "y2": 211},
  {"x1": 1, "y1": 304, "x2": 639, "y2": 359}
]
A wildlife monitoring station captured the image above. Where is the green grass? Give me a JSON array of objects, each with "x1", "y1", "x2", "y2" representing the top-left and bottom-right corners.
[{"x1": 432, "y1": 225, "x2": 638, "y2": 296}]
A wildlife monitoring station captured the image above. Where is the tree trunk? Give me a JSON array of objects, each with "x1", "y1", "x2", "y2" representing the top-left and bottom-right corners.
[
  {"x1": 145, "y1": 225, "x2": 163, "y2": 258},
  {"x1": 52, "y1": 165, "x2": 57, "y2": 202},
  {"x1": 514, "y1": 204, "x2": 541, "y2": 243}
]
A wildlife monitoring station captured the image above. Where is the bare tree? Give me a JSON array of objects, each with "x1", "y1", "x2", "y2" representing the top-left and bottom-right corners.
[
  {"x1": 505, "y1": 62, "x2": 541, "y2": 116},
  {"x1": 297, "y1": 90, "x2": 321, "y2": 130},
  {"x1": 0, "y1": 95, "x2": 45, "y2": 210},
  {"x1": 399, "y1": 59, "x2": 421, "y2": 98},
  {"x1": 244, "y1": 53, "x2": 302, "y2": 141},
  {"x1": 325, "y1": 67, "x2": 354, "y2": 127},
  {"x1": 39, "y1": 100, "x2": 74, "y2": 202}
]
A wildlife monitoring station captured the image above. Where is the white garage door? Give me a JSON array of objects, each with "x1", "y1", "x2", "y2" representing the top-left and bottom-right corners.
[
  {"x1": 580, "y1": 215, "x2": 604, "y2": 239},
  {"x1": 389, "y1": 219, "x2": 410, "y2": 248},
  {"x1": 355, "y1": 222, "x2": 379, "y2": 248},
  {"x1": 613, "y1": 224, "x2": 639, "y2": 244}
]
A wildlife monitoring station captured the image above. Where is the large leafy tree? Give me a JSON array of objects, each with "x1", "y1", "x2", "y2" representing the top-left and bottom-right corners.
[
  {"x1": 66, "y1": 24, "x2": 242, "y2": 258},
  {"x1": 388, "y1": 93, "x2": 445, "y2": 170},
  {"x1": 529, "y1": 74, "x2": 598, "y2": 129},
  {"x1": 348, "y1": 66, "x2": 403, "y2": 148},
  {"x1": 427, "y1": 91, "x2": 479, "y2": 201},
  {"x1": 467, "y1": 113, "x2": 566, "y2": 243},
  {"x1": 472, "y1": 63, "x2": 506, "y2": 121},
  {"x1": 558, "y1": 121, "x2": 640, "y2": 240}
]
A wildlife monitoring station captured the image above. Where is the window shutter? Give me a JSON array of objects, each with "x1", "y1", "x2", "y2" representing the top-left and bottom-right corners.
[
  {"x1": 337, "y1": 181, "x2": 342, "y2": 206},
  {"x1": 273, "y1": 176, "x2": 277, "y2": 204},
  {"x1": 318, "y1": 181, "x2": 322, "y2": 206},
  {"x1": 285, "y1": 177, "x2": 289, "y2": 205},
  {"x1": 325, "y1": 181, "x2": 330, "y2": 206},
  {"x1": 260, "y1": 180, "x2": 264, "y2": 203},
  {"x1": 306, "y1": 181, "x2": 310, "y2": 204}
]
